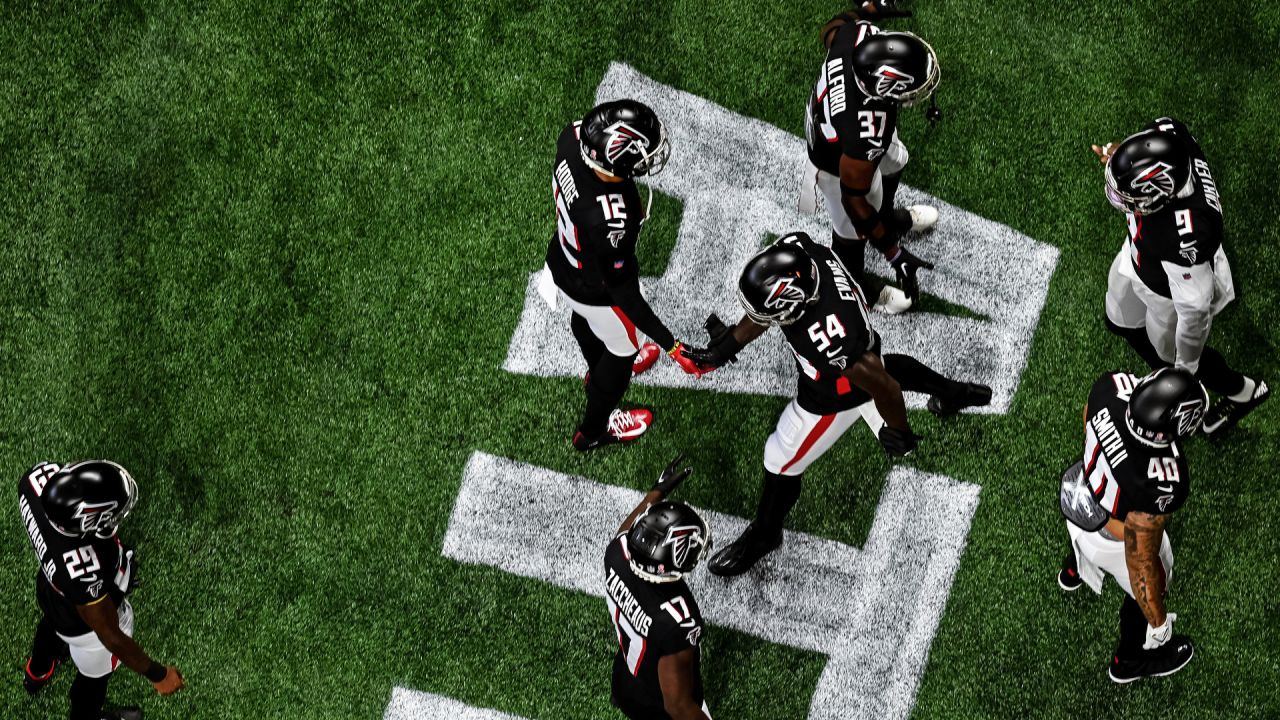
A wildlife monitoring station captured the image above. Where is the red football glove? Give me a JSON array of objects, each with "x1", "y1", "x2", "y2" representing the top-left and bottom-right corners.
[{"x1": 668, "y1": 342, "x2": 708, "y2": 378}]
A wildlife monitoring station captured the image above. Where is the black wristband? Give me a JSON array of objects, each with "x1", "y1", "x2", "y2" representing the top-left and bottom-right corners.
[{"x1": 145, "y1": 661, "x2": 168, "y2": 683}]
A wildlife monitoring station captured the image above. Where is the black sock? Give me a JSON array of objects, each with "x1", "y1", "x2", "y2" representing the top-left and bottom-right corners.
[
  {"x1": 1104, "y1": 318, "x2": 1170, "y2": 371},
  {"x1": 881, "y1": 171, "x2": 909, "y2": 234},
  {"x1": 69, "y1": 672, "x2": 111, "y2": 720},
  {"x1": 883, "y1": 353, "x2": 964, "y2": 398},
  {"x1": 754, "y1": 471, "x2": 803, "y2": 535},
  {"x1": 832, "y1": 232, "x2": 884, "y2": 299},
  {"x1": 570, "y1": 312, "x2": 606, "y2": 367},
  {"x1": 28, "y1": 614, "x2": 64, "y2": 678},
  {"x1": 1117, "y1": 594, "x2": 1149, "y2": 660},
  {"x1": 579, "y1": 351, "x2": 635, "y2": 439},
  {"x1": 1195, "y1": 345, "x2": 1247, "y2": 397}
]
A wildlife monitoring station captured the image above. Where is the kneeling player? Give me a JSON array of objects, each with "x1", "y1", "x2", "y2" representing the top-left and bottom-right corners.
[
  {"x1": 18, "y1": 461, "x2": 185, "y2": 719},
  {"x1": 686, "y1": 233, "x2": 990, "y2": 576},
  {"x1": 606, "y1": 456, "x2": 712, "y2": 720},
  {"x1": 1057, "y1": 368, "x2": 1204, "y2": 682}
]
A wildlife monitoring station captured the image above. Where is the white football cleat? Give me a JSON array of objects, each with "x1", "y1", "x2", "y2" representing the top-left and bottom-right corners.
[
  {"x1": 905, "y1": 205, "x2": 939, "y2": 232},
  {"x1": 874, "y1": 285, "x2": 913, "y2": 314}
]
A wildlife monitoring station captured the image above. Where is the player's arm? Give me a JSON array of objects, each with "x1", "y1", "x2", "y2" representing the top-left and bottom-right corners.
[
  {"x1": 658, "y1": 647, "x2": 711, "y2": 720},
  {"x1": 77, "y1": 595, "x2": 185, "y2": 695},
  {"x1": 838, "y1": 155, "x2": 932, "y2": 299},
  {"x1": 845, "y1": 351, "x2": 920, "y2": 456},
  {"x1": 1123, "y1": 510, "x2": 1170, "y2": 627},
  {"x1": 1163, "y1": 260, "x2": 1215, "y2": 374}
]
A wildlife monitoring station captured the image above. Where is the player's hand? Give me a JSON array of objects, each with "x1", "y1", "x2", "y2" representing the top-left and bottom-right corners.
[
  {"x1": 651, "y1": 454, "x2": 693, "y2": 497},
  {"x1": 152, "y1": 666, "x2": 185, "y2": 695},
  {"x1": 668, "y1": 342, "x2": 708, "y2": 378},
  {"x1": 1143, "y1": 613, "x2": 1176, "y2": 650},
  {"x1": 1091, "y1": 142, "x2": 1117, "y2": 164},
  {"x1": 858, "y1": 1, "x2": 912, "y2": 19},
  {"x1": 888, "y1": 246, "x2": 934, "y2": 301},
  {"x1": 683, "y1": 314, "x2": 743, "y2": 370},
  {"x1": 878, "y1": 426, "x2": 920, "y2": 457}
]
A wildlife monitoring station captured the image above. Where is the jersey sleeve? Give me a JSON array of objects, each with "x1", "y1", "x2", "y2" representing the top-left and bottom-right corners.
[
  {"x1": 1137, "y1": 454, "x2": 1190, "y2": 516},
  {"x1": 52, "y1": 542, "x2": 114, "y2": 607},
  {"x1": 653, "y1": 594, "x2": 704, "y2": 657},
  {"x1": 1144, "y1": 117, "x2": 1195, "y2": 144}
]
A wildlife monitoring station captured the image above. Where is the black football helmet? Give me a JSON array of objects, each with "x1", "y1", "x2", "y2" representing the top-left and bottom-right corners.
[
  {"x1": 627, "y1": 501, "x2": 711, "y2": 583},
  {"x1": 579, "y1": 99, "x2": 670, "y2": 179},
  {"x1": 851, "y1": 32, "x2": 940, "y2": 107},
  {"x1": 42, "y1": 460, "x2": 138, "y2": 539},
  {"x1": 1125, "y1": 368, "x2": 1210, "y2": 447},
  {"x1": 1105, "y1": 128, "x2": 1192, "y2": 215},
  {"x1": 738, "y1": 234, "x2": 821, "y2": 327}
]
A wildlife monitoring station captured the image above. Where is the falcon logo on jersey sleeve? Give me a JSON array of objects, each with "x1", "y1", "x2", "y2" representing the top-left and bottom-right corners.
[
  {"x1": 874, "y1": 65, "x2": 915, "y2": 98},
  {"x1": 604, "y1": 122, "x2": 650, "y2": 163},
  {"x1": 1131, "y1": 161, "x2": 1177, "y2": 199},
  {"x1": 664, "y1": 525, "x2": 707, "y2": 568}
]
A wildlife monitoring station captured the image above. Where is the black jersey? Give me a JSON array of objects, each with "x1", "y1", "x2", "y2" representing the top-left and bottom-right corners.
[
  {"x1": 779, "y1": 235, "x2": 878, "y2": 415},
  {"x1": 604, "y1": 534, "x2": 704, "y2": 720},
  {"x1": 805, "y1": 20, "x2": 899, "y2": 176},
  {"x1": 1082, "y1": 373, "x2": 1190, "y2": 521},
  {"x1": 545, "y1": 121, "x2": 646, "y2": 307},
  {"x1": 18, "y1": 462, "x2": 133, "y2": 636},
  {"x1": 1123, "y1": 117, "x2": 1224, "y2": 299}
]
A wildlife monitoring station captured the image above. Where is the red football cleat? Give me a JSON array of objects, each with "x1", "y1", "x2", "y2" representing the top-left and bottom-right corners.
[
  {"x1": 573, "y1": 409, "x2": 654, "y2": 451},
  {"x1": 632, "y1": 343, "x2": 660, "y2": 376}
]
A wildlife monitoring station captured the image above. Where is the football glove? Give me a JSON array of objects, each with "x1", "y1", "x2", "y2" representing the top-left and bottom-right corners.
[
  {"x1": 888, "y1": 246, "x2": 934, "y2": 302},
  {"x1": 878, "y1": 426, "x2": 921, "y2": 457},
  {"x1": 1144, "y1": 613, "x2": 1177, "y2": 650},
  {"x1": 669, "y1": 342, "x2": 709, "y2": 378},
  {"x1": 683, "y1": 314, "x2": 743, "y2": 370},
  {"x1": 651, "y1": 454, "x2": 693, "y2": 497}
]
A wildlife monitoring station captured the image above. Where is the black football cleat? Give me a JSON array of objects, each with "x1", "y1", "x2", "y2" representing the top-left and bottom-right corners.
[
  {"x1": 1057, "y1": 553, "x2": 1083, "y2": 591},
  {"x1": 1108, "y1": 636, "x2": 1194, "y2": 684},
  {"x1": 103, "y1": 708, "x2": 144, "y2": 720},
  {"x1": 23, "y1": 657, "x2": 58, "y2": 696},
  {"x1": 928, "y1": 383, "x2": 993, "y2": 417},
  {"x1": 1202, "y1": 380, "x2": 1270, "y2": 436},
  {"x1": 707, "y1": 523, "x2": 783, "y2": 577}
]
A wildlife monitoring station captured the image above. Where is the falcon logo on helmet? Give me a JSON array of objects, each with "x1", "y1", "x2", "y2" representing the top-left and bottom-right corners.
[
  {"x1": 1171, "y1": 398, "x2": 1205, "y2": 437},
  {"x1": 1131, "y1": 161, "x2": 1177, "y2": 199},
  {"x1": 664, "y1": 525, "x2": 706, "y2": 569},
  {"x1": 603, "y1": 121, "x2": 650, "y2": 164},
  {"x1": 72, "y1": 501, "x2": 120, "y2": 535},
  {"x1": 873, "y1": 65, "x2": 916, "y2": 99},
  {"x1": 765, "y1": 277, "x2": 807, "y2": 311}
]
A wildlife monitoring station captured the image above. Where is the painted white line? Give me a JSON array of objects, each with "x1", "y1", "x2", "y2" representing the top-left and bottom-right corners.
[
  {"x1": 441, "y1": 452, "x2": 980, "y2": 720},
  {"x1": 505, "y1": 63, "x2": 1059, "y2": 413},
  {"x1": 384, "y1": 687, "x2": 530, "y2": 720}
]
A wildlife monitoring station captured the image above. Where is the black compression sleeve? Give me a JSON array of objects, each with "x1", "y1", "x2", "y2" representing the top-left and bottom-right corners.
[{"x1": 608, "y1": 277, "x2": 676, "y2": 351}]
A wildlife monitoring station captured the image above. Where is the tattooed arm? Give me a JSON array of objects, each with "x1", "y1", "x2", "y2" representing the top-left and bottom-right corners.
[{"x1": 1123, "y1": 510, "x2": 1170, "y2": 626}]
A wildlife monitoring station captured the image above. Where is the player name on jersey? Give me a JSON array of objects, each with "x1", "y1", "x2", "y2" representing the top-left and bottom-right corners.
[
  {"x1": 1089, "y1": 407, "x2": 1129, "y2": 467},
  {"x1": 605, "y1": 566, "x2": 654, "y2": 637}
]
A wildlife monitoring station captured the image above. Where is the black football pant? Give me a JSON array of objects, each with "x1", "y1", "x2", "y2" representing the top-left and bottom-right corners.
[
  {"x1": 1105, "y1": 318, "x2": 1247, "y2": 397},
  {"x1": 571, "y1": 312, "x2": 636, "y2": 440}
]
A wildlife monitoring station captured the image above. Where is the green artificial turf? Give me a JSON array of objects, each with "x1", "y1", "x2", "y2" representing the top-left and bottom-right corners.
[{"x1": 1, "y1": 1, "x2": 1277, "y2": 718}]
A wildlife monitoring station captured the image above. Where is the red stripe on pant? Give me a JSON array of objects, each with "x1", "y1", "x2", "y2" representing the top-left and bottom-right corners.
[
  {"x1": 611, "y1": 306, "x2": 639, "y2": 351},
  {"x1": 780, "y1": 414, "x2": 836, "y2": 474}
]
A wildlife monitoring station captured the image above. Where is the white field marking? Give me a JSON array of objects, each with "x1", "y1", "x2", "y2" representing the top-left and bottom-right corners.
[
  {"x1": 505, "y1": 63, "x2": 1059, "y2": 413},
  {"x1": 384, "y1": 687, "x2": 530, "y2": 720},
  {"x1": 436, "y1": 451, "x2": 980, "y2": 720}
]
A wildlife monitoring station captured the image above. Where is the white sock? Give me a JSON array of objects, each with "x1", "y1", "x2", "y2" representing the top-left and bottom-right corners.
[{"x1": 1229, "y1": 377, "x2": 1257, "y2": 403}]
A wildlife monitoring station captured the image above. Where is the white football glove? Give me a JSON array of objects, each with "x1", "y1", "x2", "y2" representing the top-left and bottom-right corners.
[{"x1": 1144, "y1": 613, "x2": 1177, "y2": 650}]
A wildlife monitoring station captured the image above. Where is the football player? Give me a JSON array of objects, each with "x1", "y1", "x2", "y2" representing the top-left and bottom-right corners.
[
  {"x1": 1094, "y1": 117, "x2": 1269, "y2": 435},
  {"x1": 18, "y1": 461, "x2": 185, "y2": 720},
  {"x1": 802, "y1": 4, "x2": 940, "y2": 313},
  {"x1": 684, "y1": 233, "x2": 990, "y2": 576},
  {"x1": 606, "y1": 455, "x2": 712, "y2": 720},
  {"x1": 542, "y1": 99, "x2": 706, "y2": 452},
  {"x1": 1057, "y1": 368, "x2": 1206, "y2": 682}
]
